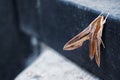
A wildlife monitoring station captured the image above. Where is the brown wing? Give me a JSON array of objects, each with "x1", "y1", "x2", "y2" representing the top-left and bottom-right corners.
[
  {"x1": 89, "y1": 33, "x2": 97, "y2": 60},
  {"x1": 63, "y1": 26, "x2": 91, "y2": 50},
  {"x1": 95, "y1": 16, "x2": 104, "y2": 67},
  {"x1": 95, "y1": 37, "x2": 101, "y2": 67},
  {"x1": 89, "y1": 15, "x2": 103, "y2": 61}
]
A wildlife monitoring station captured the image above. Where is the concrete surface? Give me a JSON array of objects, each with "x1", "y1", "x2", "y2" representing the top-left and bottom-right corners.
[{"x1": 15, "y1": 43, "x2": 99, "y2": 80}]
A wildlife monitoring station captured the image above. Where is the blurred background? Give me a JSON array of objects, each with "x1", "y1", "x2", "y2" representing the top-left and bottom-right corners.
[{"x1": 0, "y1": 0, "x2": 120, "y2": 80}]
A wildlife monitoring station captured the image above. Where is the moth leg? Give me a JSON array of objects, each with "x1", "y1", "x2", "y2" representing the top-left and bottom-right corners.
[{"x1": 101, "y1": 39, "x2": 105, "y2": 48}]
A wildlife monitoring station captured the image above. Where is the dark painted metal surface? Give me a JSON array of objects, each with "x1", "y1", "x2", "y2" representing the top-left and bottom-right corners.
[
  {"x1": 0, "y1": 0, "x2": 32, "y2": 80},
  {"x1": 16, "y1": 0, "x2": 41, "y2": 37}
]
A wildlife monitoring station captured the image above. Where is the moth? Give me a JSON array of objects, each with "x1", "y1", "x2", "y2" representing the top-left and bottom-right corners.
[{"x1": 63, "y1": 13, "x2": 109, "y2": 67}]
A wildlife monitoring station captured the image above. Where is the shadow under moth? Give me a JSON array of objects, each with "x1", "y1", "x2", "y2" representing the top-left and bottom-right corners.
[{"x1": 63, "y1": 13, "x2": 109, "y2": 67}]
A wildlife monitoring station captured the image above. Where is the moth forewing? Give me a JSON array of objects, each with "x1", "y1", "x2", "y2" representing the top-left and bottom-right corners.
[
  {"x1": 95, "y1": 34, "x2": 102, "y2": 67},
  {"x1": 63, "y1": 34, "x2": 90, "y2": 50},
  {"x1": 95, "y1": 16, "x2": 105, "y2": 66},
  {"x1": 89, "y1": 16, "x2": 103, "y2": 60},
  {"x1": 63, "y1": 25, "x2": 91, "y2": 50},
  {"x1": 89, "y1": 34, "x2": 95, "y2": 60}
]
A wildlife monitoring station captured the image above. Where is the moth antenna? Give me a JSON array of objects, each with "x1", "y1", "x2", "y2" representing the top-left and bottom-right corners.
[
  {"x1": 99, "y1": 12, "x2": 103, "y2": 16},
  {"x1": 105, "y1": 13, "x2": 109, "y2": 20},
  {"x1": 103, "y1": 13, "x2": 109, "y2": 24}
]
